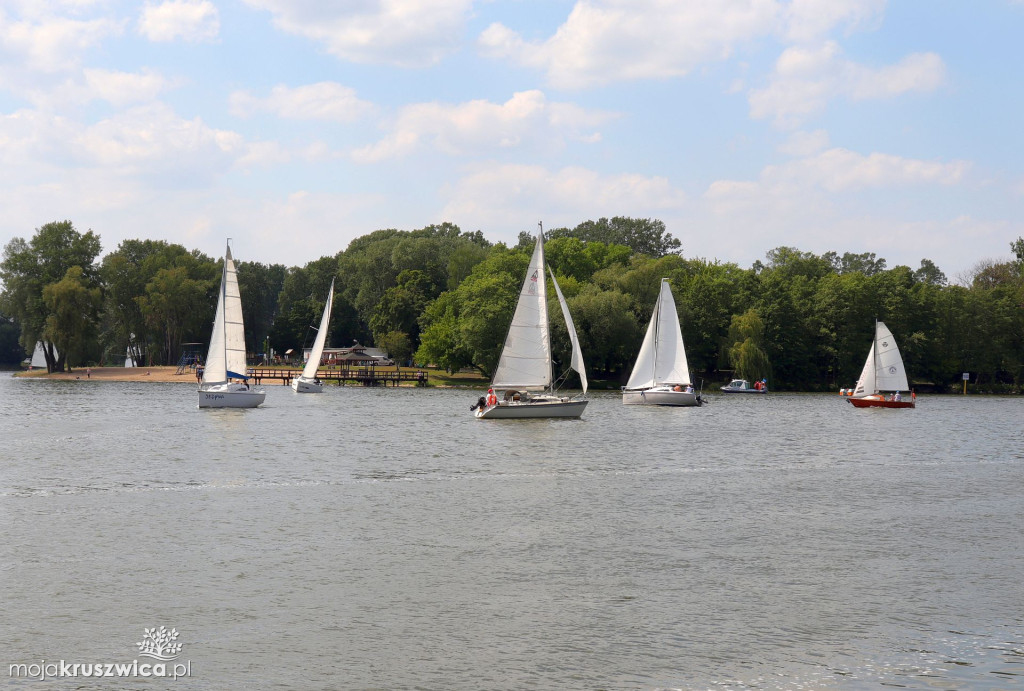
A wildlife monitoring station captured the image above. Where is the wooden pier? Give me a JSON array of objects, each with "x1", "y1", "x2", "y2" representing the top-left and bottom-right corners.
[{"x1": 246, "y1": 367, "x2": 428, "y2": 387}]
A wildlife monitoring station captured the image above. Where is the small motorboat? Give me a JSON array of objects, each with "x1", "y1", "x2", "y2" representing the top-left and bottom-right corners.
[{"x1": 720, "y1": 379, "x2": 767, "y2": 393}]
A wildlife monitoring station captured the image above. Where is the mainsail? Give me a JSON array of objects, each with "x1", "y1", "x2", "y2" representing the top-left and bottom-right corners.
[
  {"x1": 301, "y1": 279, "x2": 334, "y2": 380},
  {"x1": 490, "y1": 232, "x2": 551, "y2": 391}
]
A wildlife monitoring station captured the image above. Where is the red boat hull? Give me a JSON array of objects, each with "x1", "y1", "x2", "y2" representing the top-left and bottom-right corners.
[{"x1": 847, "y1": 396, "x2": 915, "y2": 409}]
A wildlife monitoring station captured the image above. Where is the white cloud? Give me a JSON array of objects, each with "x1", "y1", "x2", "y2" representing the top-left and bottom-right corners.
[
  {"x1": 441, "y1": 163, "x2": 685, "y2": 236},
  {"x1": 778, "y1": 129, "x2": 830, "y2": 156},
  {"x1": 710, "y1": 147, "x2": 969, "y2": 197},
  {"x1": 0, "y1": 7, "x2": 124, "y2": 72},
  {"x1": 82, "y1": 68, "x2": 171, "y2": 105},
  {"x1": 352, "y1": 90, "x2": 615, "y2": 162},
  {"x1": 137, "y1": 0, "x2": 219, "y2": 43},
  {"x1": 80, "y1": 104, "x2": 242, "y2": 174},
  {"x1": 695, "y1": 146, "x2": 973, "y2": 267},
  {"x1": 749, "y1": 41, "x2": 946, "y2": 127},
  {"x1": 479, "y1": 0, "x2": 780, "y2": 89},
  {"x1": 0, "y1": 66, "x2": 173, "y2": 111},
  {"x1": 240, "y1": 0, "x2": 472, "y2": 67},
  {"x1": 0, "y1": 104, "x2": 245, "y2": 188},
  {"x1": 229, "y1": 82, "x2": 375, "y2": 122},
  {"x1": 783, "y1": 0, "x2": 886, "y2": 43}
]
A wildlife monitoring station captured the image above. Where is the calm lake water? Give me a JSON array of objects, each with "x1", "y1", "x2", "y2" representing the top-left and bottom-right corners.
[{"x1": 1, "y1": 376, "x2": 1023, "y2": 690}]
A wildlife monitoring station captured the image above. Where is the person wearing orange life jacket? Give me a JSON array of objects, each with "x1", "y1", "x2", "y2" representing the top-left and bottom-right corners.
[{"x1": 486, "y1": 388, "x2": 498, "y2": 407}]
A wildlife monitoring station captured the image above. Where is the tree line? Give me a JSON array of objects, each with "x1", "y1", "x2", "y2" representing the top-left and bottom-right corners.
[{"x1": 2, "y1": 219, "x2": 1022, "y2": 392}]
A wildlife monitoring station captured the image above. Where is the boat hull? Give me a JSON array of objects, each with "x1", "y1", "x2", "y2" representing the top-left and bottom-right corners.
[
  {"x1": 291, "y1": 377, "x2": 323, "y2": 393},
  {"x1": 476, "y1": 398, "x2": 588, "y2": 419},
  {"x1": 848, "y1": 395, "x2": 914, "y2": 409},
  {"x1": 198, "y1": 385, "x2": 266, "y2": 408},
  {"x1": 719, "y1": 387, "x2": 767, "y2": 394},
  {"x1": 622, "y1": 389, "x2": 701, "y2": 406}
]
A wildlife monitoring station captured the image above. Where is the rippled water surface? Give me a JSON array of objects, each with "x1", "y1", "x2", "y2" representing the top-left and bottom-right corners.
[{"x1": 2, "y1": 376, "x2": 1023, "y2": 689}]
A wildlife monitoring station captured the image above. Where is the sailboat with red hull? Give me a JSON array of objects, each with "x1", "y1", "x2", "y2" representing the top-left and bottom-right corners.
[{"x1": 847, "y1": 321, "x2": 915, "y2": 409}]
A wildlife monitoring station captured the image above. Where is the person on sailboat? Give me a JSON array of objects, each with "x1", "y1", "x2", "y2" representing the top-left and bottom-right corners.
[{"x1": 486, "y1": 388, "x2": 497, "y2": 407}]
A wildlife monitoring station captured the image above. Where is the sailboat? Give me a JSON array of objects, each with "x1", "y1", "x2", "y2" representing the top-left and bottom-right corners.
[
  {"x1": 474, "y1": 224, "x2": 588, "y2": 419},
  {"x1": 198, "y1": 242, "x2": 266, "y2": 408},
  {"x1": 292, "y1": 279, "x2": 334, "y2": 393},
  {"x1": 622, "y1": 278, "x2": 701, "y2": 406},
  {"x1": 847, "y1": 321, "x2": 915, "y2": 409}
]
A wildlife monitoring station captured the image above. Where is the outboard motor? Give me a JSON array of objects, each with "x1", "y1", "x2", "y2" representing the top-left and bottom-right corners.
[{"x1": 470, "y1": 396, "x2": 487, "y2": 411}]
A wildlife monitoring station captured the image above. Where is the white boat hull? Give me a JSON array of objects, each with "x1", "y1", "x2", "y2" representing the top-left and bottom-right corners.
[
  {"x1": 622, "y1": 388, "x2": 701, "y2": 406},
  {"x1": 291, "y1": 377, "x2": 323, "y2": 393},
  {"x1": 476, "y1": 398, "x2": 588, "y2": 419},
  {"x1": 198, "y1": 384, "x2": 265, "y2": 408}
]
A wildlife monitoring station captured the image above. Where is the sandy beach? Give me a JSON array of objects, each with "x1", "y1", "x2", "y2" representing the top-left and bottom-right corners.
[{"x1": 14, "y1": 366, "x2": 194, "y2": 383}]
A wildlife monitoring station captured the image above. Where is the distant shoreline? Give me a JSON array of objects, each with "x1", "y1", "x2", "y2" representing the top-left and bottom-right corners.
[
  {"x1": 11, "y1": 367, "x2": 1016, "y2": 394},
  {"x1": 10, "y1": 365, "x2": 491, "y2": 388}
]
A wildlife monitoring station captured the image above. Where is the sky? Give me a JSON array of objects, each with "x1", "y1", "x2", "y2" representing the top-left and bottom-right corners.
[{"x1": 1, "y1": 0, "x2": 1022, "y2": 279}]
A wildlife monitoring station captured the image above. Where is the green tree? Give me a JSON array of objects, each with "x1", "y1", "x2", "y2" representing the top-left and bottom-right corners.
[
  {"x1": 1011, "y1": 236, "x2": 1024, "y2": 264},
  {"x1": 415, "y1": 245, "x2": 529, "y2": 376},
  {"x1": 138, "y1": 266, "x2": 213, "y2": 365},
  {"x1": 563, "y1": 286, "x2": 639, "y2": 377},
  {"x1": 237, "y1": 260, "x2": 287, "y2": 358},
  {"x1": 41, "y1": 266, "x2": 102, "y2": 369},
  {"x1": 914, "y1": 258, "x2": 947, "y2": 286},
  {"x1": 415, "y1": 292, "x2": 473, "y2": 373},
  {"x1": 100, "y1": 239, "x2": 215, "y2": 367},
  {"x1": 0, "y1": 312, "x2": 26, "y2": 365},
  {"x1": 549, "y1": 217, "x2": 682, "y2": 257},
  {"x1": 823, "y1": 251, "x2": 887, "y2": 276},
  {"x1": 369, "y1": 269, "x2": 431, "y2": 347},
  {"x1": 727, "y1": 309, "x2": 771, "y2": 382},
  {"x1": 0, "y1": 221, "x2": 102, "y2": 372},
  {"x1": 377, "y1": 330, "x2": 413, "y2": 368}
]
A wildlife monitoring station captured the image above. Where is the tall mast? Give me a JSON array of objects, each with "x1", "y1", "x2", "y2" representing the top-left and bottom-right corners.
[{"x1": 538, "y1": 221, "x2": 553, "y2": 393}]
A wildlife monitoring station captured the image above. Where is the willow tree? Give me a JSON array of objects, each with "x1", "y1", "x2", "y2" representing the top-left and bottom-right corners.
[
  {"x1": 42, "y1": 266, "x2": 102, "y2": 369},
  {"x1": 727, "y1": 309, "x2": 771, "y2": 383},
  {"x1": 0, "y1": 221, "x2": 102, "y2": 372}
]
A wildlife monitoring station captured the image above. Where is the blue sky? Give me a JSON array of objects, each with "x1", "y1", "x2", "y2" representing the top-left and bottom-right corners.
[{"x1": 1, "y1": 0, "x2": 1022, "y2": 279}]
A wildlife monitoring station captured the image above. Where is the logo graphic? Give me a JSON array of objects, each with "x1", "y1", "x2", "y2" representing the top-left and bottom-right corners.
[
  {"x1": 136, "y1": 627, "x2": 183, "y2": 661},
  {"x1": 881, "y1": 340, "x2": 889, "y2": 348},
  {"x1": 888, "y1": 366, "x2": 897, "y2": 374},
  {"x1": 528, "y1": 269, "x2": 538, "y2": 294}
]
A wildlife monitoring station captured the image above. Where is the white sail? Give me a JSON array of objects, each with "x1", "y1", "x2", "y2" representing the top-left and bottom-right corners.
[
  {"x1": 853, "y1": 321, "x2": 909, "y2": 395},
  {"x1": 491, "y1": 232, "x2": 551, "y2": 391},
  {"x1": 223, "y1": 247, "x2": 248, "y2": 379},
  {"x1": 852, "y1": 343, "x2": 874, "y2": 396},
  {"x1": 550, "y1": 268, "x2": 588, "y2": 394},
  {"x1": 625, "y1": 279, "x2": 691, "y2": 389},
  {"x1": 201, "y1": 259, "x2": 228, "y2": 384},
  {"x1": 874, "y1": 321, "x2": 909, "y2": 392},
  {"x1": 202, "y1": 244, "x2": 249, "y2": 384},
  {"x1": 301, "y1": 279, "x2": 334, "y2": 380}
]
